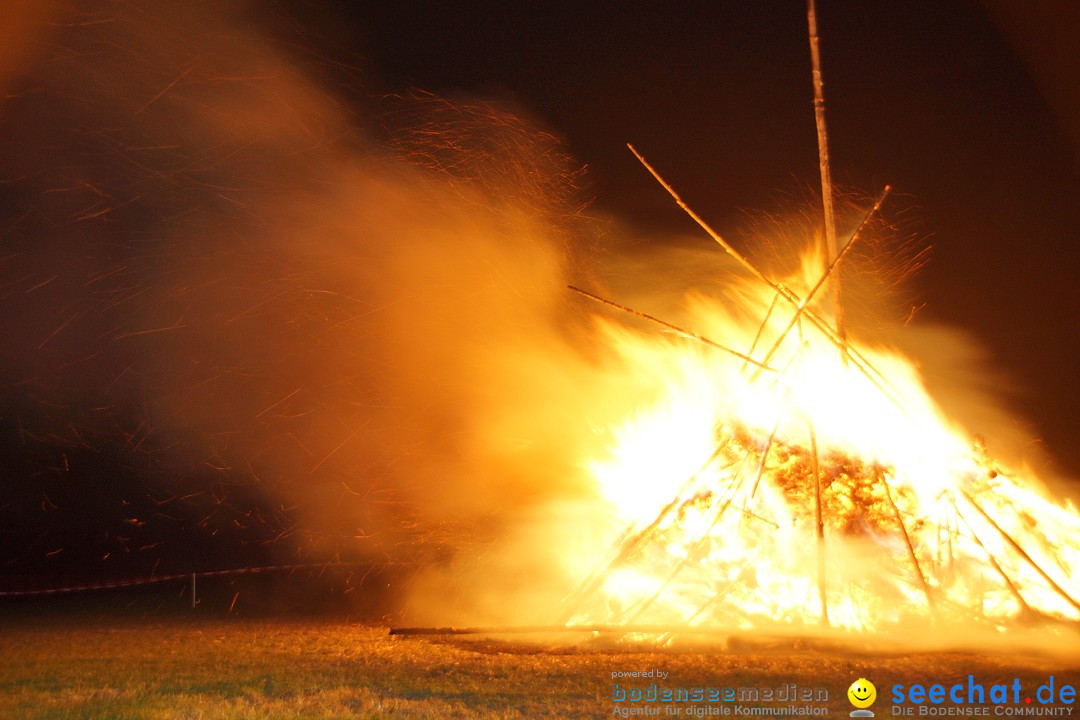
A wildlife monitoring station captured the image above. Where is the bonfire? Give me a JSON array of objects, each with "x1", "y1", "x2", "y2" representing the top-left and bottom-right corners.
[
  {"x1": 560, "y1": 161, "x2": 1080, "y2": 632},
  {"x1": 393, "y1": 1, "x2": 1080, "y2": 642},
  {"x1": 554, "y1": 0, "x2": 1080, "y2": 637}
]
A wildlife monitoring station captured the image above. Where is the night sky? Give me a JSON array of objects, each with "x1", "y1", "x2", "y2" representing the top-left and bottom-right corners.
[{"x1": 1, "y1": 0, "x2": 1078, "y2": 588}]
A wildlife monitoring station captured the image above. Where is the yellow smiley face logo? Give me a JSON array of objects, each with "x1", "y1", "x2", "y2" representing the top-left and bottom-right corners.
[{"x1": 848, "y1": 678, "x2": 876, "y2": 709}]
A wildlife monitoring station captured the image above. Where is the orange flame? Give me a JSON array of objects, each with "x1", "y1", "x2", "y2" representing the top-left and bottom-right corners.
[{"x1": 564, "y1": 247, "x2": 1080, "y2": 635}]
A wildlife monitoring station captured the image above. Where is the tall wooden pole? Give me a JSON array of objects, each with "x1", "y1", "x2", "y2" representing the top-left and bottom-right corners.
[{"x1": 807, "y1": 0, "x2": 847, "y2": 356}]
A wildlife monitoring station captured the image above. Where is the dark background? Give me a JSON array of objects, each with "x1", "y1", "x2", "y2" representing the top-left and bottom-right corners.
[{"x1": 1, "y1": 0, "x2": 1077, "y2": 593}]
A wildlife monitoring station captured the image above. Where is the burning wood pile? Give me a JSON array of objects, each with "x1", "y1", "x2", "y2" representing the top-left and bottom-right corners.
[
  {"x1": 552, "y1": 0, "x2": 1079, "y2": 630},
  {"x1": 556, "y1": 146, "x2": 1080, "y2": 636}
]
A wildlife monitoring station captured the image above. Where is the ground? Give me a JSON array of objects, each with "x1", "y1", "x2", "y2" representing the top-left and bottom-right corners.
[{"x1": 1, "y1": 616, "x2": 1077, "y2": 719}]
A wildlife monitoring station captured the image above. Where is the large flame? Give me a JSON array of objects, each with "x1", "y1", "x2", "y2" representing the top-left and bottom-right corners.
[{"x1": 560, "y1": 246, "x2": 1080, "y2": 635}]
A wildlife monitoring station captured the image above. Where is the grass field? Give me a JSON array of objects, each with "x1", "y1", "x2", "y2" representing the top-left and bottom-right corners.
[{"x1": 1, "y1": 615, "x2": 1077, "y2": 719}]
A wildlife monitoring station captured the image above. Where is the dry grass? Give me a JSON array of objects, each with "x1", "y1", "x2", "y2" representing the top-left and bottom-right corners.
[{"x1": 0, "y1": 617, "x2": 1076, "y2": 719}]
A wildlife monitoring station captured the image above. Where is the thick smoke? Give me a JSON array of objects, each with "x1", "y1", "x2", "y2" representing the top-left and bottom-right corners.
[{"x1": 0, "y1": 1, "x2": 614, "y2": 589}]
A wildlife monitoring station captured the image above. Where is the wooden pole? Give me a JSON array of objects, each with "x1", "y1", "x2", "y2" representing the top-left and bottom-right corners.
[
  {"x1": 881, "y1": 476, "x2": 936, "y2": 612},
  {"x1": 950, "y1": 496, "x2": 1030, "y2": 613},
  {"x1": 750, "y1": 186, "x2": 890, "y2": 379},
  {"x1": 742, "y1": 288, "x2": 783, "y2": 371},
  {"x1": 558, "y1": 443, "x2": 740, "y2": 623},
  {"x1": 191, "y1": 572, "x2": 196, "y2": 609},
  {"x1": 806, "y1": 0, "x2": 847, "y2": 357},
  {"x1": 960, "y1": 490, "x2": 1080, "y2": 612},
  {"x1": 622, "y1": 472, "x2": 747, "y2": 624},
  {"x1": 567, "y1": 285, "x2": 776, "y2": 372},
  {"x1": 807, "y1": 423, "x2": 830, "y2": 626},
  {"x1": 389, "y1": 624, "x2": 733, "y2": 637},
  {"x1": 947, "y1": 502, "x2": 956, "y2": 579},
  {"x1": 628, "y1": 144, "x2": 774, "y2": 290},
  {"x1": 627, "y1": 145, "x2": 905, "y2": 410},
  {"x1": 748, "y1": 414, "x2": 785, "y2": 500}
]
